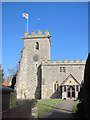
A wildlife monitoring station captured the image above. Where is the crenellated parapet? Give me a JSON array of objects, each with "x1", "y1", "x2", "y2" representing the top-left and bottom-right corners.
[
  {"x1": 64, "y1": 59, "x2": 68, "y2": 63},
  {"x1": 42, "y1": 59, "x2": 86, "y2": 65},
  {"x1": 75, "y1": 59, "x2": 79, "y2": 62},
  {"x1": 21, "y1": 30, "x2": 51, "y2": 39},
  {"x1": 70, "y1": 59, "x2": 74, "y2": 62}
]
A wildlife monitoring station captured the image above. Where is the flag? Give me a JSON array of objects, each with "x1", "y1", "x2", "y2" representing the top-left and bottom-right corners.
[{"x1": 22, "y1": 13, "x2": 28, "y2": 19}]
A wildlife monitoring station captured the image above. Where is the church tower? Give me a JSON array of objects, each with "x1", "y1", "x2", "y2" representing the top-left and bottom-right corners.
[{"x1": 16, "y1": 30, "x2": 51, "y2": 99}]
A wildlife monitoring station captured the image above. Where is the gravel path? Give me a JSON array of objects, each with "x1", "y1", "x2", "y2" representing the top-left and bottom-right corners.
[{"x1": 41, "y1": 99, "x2": 75, "y2": 119}]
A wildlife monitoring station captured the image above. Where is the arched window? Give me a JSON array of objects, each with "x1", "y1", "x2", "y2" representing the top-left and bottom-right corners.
[
  {"x1": 35, "y1": 42, "x2": 39, "y2": 50},
  {"x1": 54, "y1": 81, "x2": 59, "y2": 92}
]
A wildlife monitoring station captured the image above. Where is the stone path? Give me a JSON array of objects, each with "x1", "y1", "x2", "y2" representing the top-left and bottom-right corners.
[{"x1": 41, "y1": 99, "x2": 75, "y2": 119}]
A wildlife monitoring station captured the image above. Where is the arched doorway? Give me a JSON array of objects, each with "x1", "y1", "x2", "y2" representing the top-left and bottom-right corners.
[{"x1": 67, "y1": 86, "x2": 75, "y2": 99}]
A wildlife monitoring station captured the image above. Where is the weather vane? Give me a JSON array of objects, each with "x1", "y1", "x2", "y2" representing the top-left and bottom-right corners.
[{"x1": 38, "y1": 18, "x2": 40, "y2": 30}]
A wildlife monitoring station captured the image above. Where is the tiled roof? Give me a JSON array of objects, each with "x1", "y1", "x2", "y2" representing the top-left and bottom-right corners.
[{"x1": 2, "y1": 81, "x2": 9, "y2": 86}]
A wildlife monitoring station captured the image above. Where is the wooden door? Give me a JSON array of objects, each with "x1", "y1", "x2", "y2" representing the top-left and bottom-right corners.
[{"x1": 70, "y1": 87, "x2": 72, "y2": 99}]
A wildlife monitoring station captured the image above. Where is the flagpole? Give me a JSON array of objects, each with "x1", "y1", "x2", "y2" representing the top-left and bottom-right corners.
[{"x1": 27, "y1": 18, "x2": 28, "y2": 31}]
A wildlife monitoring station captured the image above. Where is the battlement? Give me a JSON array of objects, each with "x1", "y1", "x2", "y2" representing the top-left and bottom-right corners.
[
  {"x1": 42, "y1": 59, "x2": 86, "y2": 65},
  {"x1": 21, "y1": 30, "x2": 51, "y2": 39}
]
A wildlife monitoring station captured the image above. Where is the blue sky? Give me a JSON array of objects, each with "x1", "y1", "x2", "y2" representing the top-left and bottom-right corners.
[{"x1": 2, "y1": 2, "x2": 88, "y2": 77}]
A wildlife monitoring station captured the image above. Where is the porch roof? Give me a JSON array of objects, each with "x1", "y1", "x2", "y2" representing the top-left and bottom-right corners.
[{"x1": 61, "y1": 74, "x2": 80, "y2": 86}]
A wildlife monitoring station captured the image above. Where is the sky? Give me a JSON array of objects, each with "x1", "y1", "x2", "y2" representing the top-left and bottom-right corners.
[{"x1": 2, "y1": 2, "x2": 88, "y2": 78}]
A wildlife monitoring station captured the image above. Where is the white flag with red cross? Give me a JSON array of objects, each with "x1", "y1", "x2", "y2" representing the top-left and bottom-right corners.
[
  {"x1": 22, "y1": 13, "x2": 28, "y2": 19},
  {"x1": 22, "y1": 13, "x2": 28, "y2": 31}
]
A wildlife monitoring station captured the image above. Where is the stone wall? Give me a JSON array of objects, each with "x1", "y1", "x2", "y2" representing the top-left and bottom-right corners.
[
  {"x1": 16, "y1": 30, "x2": 86, "y2": 100},
  {"x1": 41, "y1": 59, "x2": 85, "y2": 99},
  {"x1": 2, "y1": 100, "x2": 37, "y2": 119},
  {"x1": 16, "y1": 46, "x2": 27, "y2": 99},
  {"x1": 16, "y1": 30, "x2": 51, "y2": 99}
]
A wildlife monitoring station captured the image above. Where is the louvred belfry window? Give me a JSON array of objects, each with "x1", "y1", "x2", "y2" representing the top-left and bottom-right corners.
[{"x1": 36, "y1": 42, "x2": 39, "y2": 50}]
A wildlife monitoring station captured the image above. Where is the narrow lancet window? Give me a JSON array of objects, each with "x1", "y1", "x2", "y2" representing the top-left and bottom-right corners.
[
  {"x1": 76, "y1": 85, "x2": 79, "y2": 92},
  {"x1": 64, "y1": 85, "x2": 66, "y2": 92},
  {"x1": 54, "y1": 81, "x2": 59, "y2": 92}
]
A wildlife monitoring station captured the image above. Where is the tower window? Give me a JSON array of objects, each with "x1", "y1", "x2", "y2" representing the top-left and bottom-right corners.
[{"x1": 36, "y1": 42, "x2": 39, "y2": 50}]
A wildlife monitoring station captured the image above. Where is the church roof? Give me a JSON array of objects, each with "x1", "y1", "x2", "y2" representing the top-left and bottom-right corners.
[{"x1": 61, "y1": 74, "x2": 80, "y2": 86}]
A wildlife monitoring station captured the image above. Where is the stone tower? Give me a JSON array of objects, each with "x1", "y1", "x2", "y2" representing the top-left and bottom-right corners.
[{"x1": 16, "y1": 30, "x2": 51, "y2": 99}]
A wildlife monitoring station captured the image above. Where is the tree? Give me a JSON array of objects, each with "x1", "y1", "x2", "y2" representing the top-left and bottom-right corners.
[
  {"x1": 7, "y1": 64, "x2": 18, "y2": 77},
  {"x1": 76, "y1": 53, "x2": 90, "y2": 119},
  {"x1": 7, "y1": 64, "x2": 18, "y2": 87},
  {"x1": 0, "y1": 64, "x2": 5, "y2": 83},
  {"x1": 7, "y1": 65, "x2": 18, "y2": 108}
]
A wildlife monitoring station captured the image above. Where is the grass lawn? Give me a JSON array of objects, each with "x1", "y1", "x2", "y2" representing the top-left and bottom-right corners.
[
  {"x1": 72, "y1": 100, "x2": 80, "y2": 114},
  {"x1": 37, "y1": 99, "x2": 62, "y2": 118}
]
